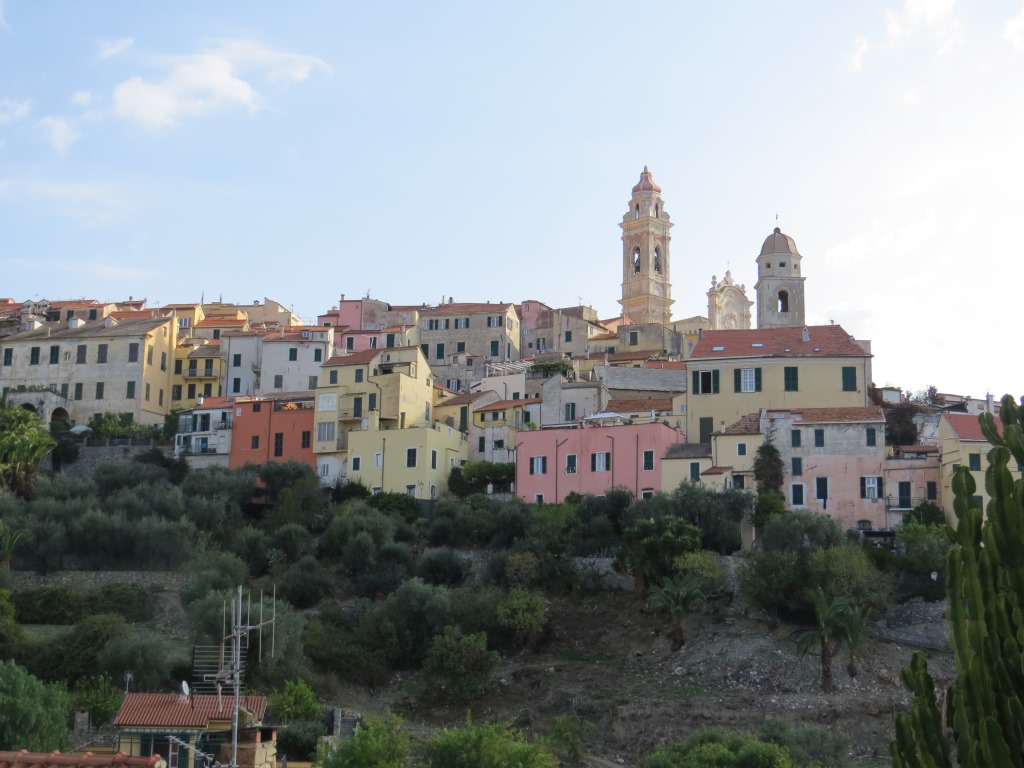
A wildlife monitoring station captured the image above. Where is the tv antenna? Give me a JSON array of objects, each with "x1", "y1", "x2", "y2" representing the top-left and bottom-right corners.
[{"x1": 202, "y1": 585, "x2": 276, "y2": 768}]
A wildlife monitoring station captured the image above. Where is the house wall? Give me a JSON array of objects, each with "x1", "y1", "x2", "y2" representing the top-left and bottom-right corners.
[
  {"x1": 222, "y1": 334, "x2": 261, "y2": 397},
  {"x1": 260, "y1": 330, "x2": 332, "y2": 393},
  {"x1": 346, "y1": 423, "x2": 467, "y2": 498},
  {"x1": 515, "y1": 422, "x2": 684, "y2": 503},
  {"x1": 229, "y1": 399, "x2": 316, "y2": 469}
]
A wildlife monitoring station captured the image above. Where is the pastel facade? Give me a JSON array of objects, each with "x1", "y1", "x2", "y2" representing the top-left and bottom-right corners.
[
  {"x1": 515, "y1": 420, "x2": 685, "y2": 503},
  {"x1": 346, "y1": 421, "x2": 467, "y2": 499},
  {"x1": 471, "y1": 397, "x2": 540, "y2": 463},
  {"x1": 260, "y1": 327, "x2": 334, "y2": 393},
  {"x1": 228, "y1": 392, "x2": 316, "y2": 470},
  {"x1": 0, "y1": 316, "x2": 177, "y2": 426},
  {"x1": 938, "y1": 413, "x2": 1021, "y2": 523},
  {"x1": 174, "y1": 395, "x2": 237, "y2": 468},
  {"x1": 417, "y1": 302, "x2": 521, "y2": 387}
]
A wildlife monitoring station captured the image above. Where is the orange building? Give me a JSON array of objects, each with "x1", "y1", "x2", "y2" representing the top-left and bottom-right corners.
[{"x1": 228, "y1": 391, "x2": 316, "y2": 470}]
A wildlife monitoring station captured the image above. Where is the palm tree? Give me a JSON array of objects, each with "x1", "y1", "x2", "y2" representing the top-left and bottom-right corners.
[
  {"x1": 0, "y1": 520, "x2": 31, "y2": 570},
  {"x1": 0, "y1": 403, "x2": 55, "y2": 499},
  {"x1": 796, "y1": 587, "x2": 864, "y2": 692},
  {"x1": 648, "y1": 573, "x2": 706, "y2": 651}
]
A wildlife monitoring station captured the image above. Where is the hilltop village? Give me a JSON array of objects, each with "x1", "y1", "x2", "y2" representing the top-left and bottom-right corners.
[{"x1": 0, "y1": 168, "x2": 1014, "y2": 533}]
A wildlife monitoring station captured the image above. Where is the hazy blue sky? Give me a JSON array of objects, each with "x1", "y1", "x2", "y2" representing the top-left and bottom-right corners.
[{"x1": 1, "y1": 1, "x2": 1021, "y2": 399}]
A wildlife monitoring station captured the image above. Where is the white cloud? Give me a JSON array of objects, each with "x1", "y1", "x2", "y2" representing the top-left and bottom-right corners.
[
  {"x1": 0, "y1": 98, "x2": 30, "y2": 125},
  {"x1": 71, "y1": 90, "x2": 93, "y2": 107},
  {"x1": 0, "y1": 176, "x2": 133, "y2": 226},
  {"x1": 884, "y1": 0, "x2": 962, "y2": 53},
  {"x1": 112, "y1": 38, "x2": 331, "y2": 129},
  {"x1": 1006, "y1": 6, "x2": 1024, "y2": 49},
  {"x1": 98, "y1": 37, "x2": 135, "y2": 60},
  {"x1": 849, "y1": 36, "x2": 871, "y2": 72},
  {"x1": 39, "y1": 116, "x2": 79, "y2": 153},
  {"x1": 0, "y1": 0, "x2": 9, "y2": 32}
]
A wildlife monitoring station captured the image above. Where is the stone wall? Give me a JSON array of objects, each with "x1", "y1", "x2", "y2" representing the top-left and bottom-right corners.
[{"x1": 56, "y1": 443, "x2": 174, "y2": 481}]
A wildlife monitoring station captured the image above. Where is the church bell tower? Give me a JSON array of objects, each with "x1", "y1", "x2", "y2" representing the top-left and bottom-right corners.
[
  {"x1": 755, "y1": 226, "x2": 806, "y2": 328},
  {"x1": 619, "y1": 167, "x2": 673, "y2": 326}
]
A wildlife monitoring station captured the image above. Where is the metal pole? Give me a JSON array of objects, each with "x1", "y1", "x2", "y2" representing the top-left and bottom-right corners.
[{"x1": 231, "y1": 585, "x2": 242, "y2": 768}]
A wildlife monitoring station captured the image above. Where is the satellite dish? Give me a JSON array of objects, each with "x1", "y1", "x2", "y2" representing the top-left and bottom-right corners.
[{"x1": 181, "y1": 680, "x2": 190, "y2": 697}]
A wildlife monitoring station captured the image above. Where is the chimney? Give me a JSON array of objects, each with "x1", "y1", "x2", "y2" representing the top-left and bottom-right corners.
[{"x1": 801, "y1": 327, "x2": 809, "y2": 342}]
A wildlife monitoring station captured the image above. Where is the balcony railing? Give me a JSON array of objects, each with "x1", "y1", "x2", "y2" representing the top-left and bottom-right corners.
[
  {"x1": 184, "y1": 367, "x2": 217, "y2": 379},
  {"x1": 885, "y1": 495, "x2": 929, "y2": 510}
]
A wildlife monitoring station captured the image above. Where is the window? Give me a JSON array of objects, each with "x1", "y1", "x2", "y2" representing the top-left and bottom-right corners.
[
  {"x1": 232, "y1": 353, "x2": 242, "y2": 367},
  {"x1": 734, "y1": 367, "x2": 762, "y2": 393},
  {"x1": 737, "y1": 443, "x2": 747, "y2": 457},
  {"x1": 490, "y1": 340, "x2": 499, "y2": 357},
  {"x1": 431, "y1": 449, "x2": 437, "y2": 469},
  {"x1": 128, "y1": 343, "x2": 139, "y2": 363},
  {"x1": 842, "y1": 366, "x2": 857, "y2": 392},
  {"x1": 866, "y1": 427, "x2": 877, "y2": 447},
  {"x1": 353, "y1": 396, "x2": 363, "y2": 418},
  {"x1": 406, "y1": 448, "x2": 417, "y2": 468},
  {"x1": 369, "y1": 393, "x2": 377, "y2": 410},
  {"x1": 733, "y1": 475, "x2": 745, "y2": 490},
  {"x1": 253, "y1": 403, "x2": 262, "y2": 412},
  {"x1": 815, "y1": 477, "x2": 829, "y2": 501},
  {"x1": 158, "y1": 388, "x2": 164, "y2": 406},
  {"x1": 97, "y1": 344, "x2": 108, "y2": 363},
  {"x1": 74, "y1": 383, "x2": 83, "y2": 400},
  {"x1": 145, "y1": 383, "x2": 151, "y2": 401},
  {"x1": 77, "y1": 344, "x2": 87, "y2": 364},
  {"x1": 251, "y1": 435, "x2": 260, "y2": 449},
  {"x1": 88, "y1": 308, "x2": 97, "y2": 320},
  {"x1": 95, "y1": 382, "x2": 104, "y2": 399},
  {"x1": 355, "y1": 369, "x2": 364, "y2": 383},
  {"x1": 529, "y1": 456, "x2": 547, "y2": 475},
  {"x1": 175, "y1": 359, "x2": 183, "y2": 375},
  {"x1": 49, "y1": 345, "x2": 59, "y2": 364},
  {"x1": 60, "y1": 383, "x2": 68, "y2": 399},
  {"x1": 319, "y1": 463, "x2": 330, "y2": 478},
  {"x1": 629, "y1": 330, "x2": 639, "y2": 346},
  {"x1": 791, "y1": 429, "x2": 801, "y2": 448},
  {"x1": 643, "y1": 450, "x2": 655, "y2": 471},
  {"x1": 308, "y1": 376, "x2": 318, "y2": 389},
  {"x1": 187, "y1": 384, "x2": 196, "y2": 399},
  {"x1": 690, "y1": 462, "x2": 701, "y2": 481},
  {"x1": 861, "y1": 476, "x2": 883, "y2": 499},
  {"x1": 478, "y1": 436, "x2": 485, "y2": 452},
  {"x1": 289, "y1": 348, "x2": 298, "y2": 361},
  {"x1": 814, "y1": 429, "x2": 824, "y2": 448},
  {"x1": 699, "y1": 417, "x2": 713, "y2": 445},
  {"x1": 456, "y1": 341, "x2": 466, "y2": 354},
  {"x1": 792, "y1": 457, "x2": 802, "y2": 476},
  {"x1": 435, "y1": 343, "x2": 445, "y2": 360},
  {"x1": 784, "y1": 366, "x2": 799, "y2": 391},
  {"x1": 346, "y1": 337, "x2": 355, "y2": 351},
  {"x1": 232, "y1": 378, "x2": 241, "y2": 393},
  {"x1": 29, "y1": 347, "x2": 40, "y2": 365},
  {"x1": 927, "y1": 481, "x2": 938, "y2": 501},
  {"x1": 204, "y1": 360, "x2": 214, "y2": 376},
  {"x1": 147, "y1": 345, "x2": 153, "y2": 365},
  {"x1": 535, "y1": 494, "x2": 544, "y2": 504},
  {"x1": 301, "y1": 431, "x2": 311, "y2": 449},
  {"x1": 128, "y1": 381, "x2": 137, "y2": 399},
  {"x1": 273, "y1": 375, "x2": 283, "y2": 389},
  {"x1": 1, "y1": 349, "x2": 10, "y2": 366},
  {"x1": 316, "y1": 422, "x2": 335, "y2": 442},
  {"x1": 314, "y1": 348, "x2": 322, "y2": 362},
  {"x1": 692, "y1": 369, "x2": 720, "y2": 395},
  {"x1": 369, "y1": 336, "x2": 377, "y2": 349},
  {"x1": 972, "y1": 495, "x2": 984, "y2": 511},
  {"x1": 565, "y1": 403, "x2": 576, "y2": 421},
  {"x1": 564, "y1": 330, "x2": 572, "y2": 343},
  {"x1": 791, "y1": 483, "x2": 805, "y2": 506},
  {"x1": 969, "y1": 453, "x2": 982, "y2": 471},
  {"x1": 591, "y1": 452, "x2": 611, "y2": 472},
  {"x1": 329, "y1": 370, "x2": 338, "y2": 384},
  {"x1": 566, "y1": 454, "x2": 577, "y2": 474},
  {"x1": 487, "y1": 315, "x2": 502, "y2": 327},
  {"x1": 494, "y1": 439, "x2": 505, "y2": 449}
]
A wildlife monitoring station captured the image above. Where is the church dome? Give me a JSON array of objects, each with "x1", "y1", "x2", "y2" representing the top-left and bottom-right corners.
[
  {"x1": 759, "y1": 227, "x2": 800, "y2": 257},
  {"x1": 631, "y1": 166, "x2": 662, "y2": 195}
]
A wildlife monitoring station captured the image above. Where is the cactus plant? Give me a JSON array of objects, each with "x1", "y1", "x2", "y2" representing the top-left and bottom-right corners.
[{"x1": 891, "y1": 394, "x2": 1024, "y2": 767}]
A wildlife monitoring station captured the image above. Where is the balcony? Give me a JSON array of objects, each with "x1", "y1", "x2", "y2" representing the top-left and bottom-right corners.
[
  {"x1": 885, "y1": 495, "x2": 928, "y2": 510},
  {"x1": 184, "y1": 367, "x2": 218, "y2": 379}
]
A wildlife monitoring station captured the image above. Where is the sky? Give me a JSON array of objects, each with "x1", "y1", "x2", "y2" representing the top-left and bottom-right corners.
[{"x1": 0, "y1": 1, "x2": 1021, "y2": 400}]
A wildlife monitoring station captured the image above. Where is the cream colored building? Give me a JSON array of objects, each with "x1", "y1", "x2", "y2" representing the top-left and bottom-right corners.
[
  {"x1": 416, "y1": 301, "x2": 521, "y2": 391},
  {"x1": 938, "y1": 412, "x2": 1022, "y2": 523},
  {"x1": 0, "y1": 315, "x2": 177, "y2": 426}
]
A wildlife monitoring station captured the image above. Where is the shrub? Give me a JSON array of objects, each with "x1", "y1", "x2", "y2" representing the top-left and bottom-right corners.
[
  {"x1": 271, "y1": 523, "x2": 314, "y2": 564},
  {"x1": 71, "y1": 673, "x2": 123, "y2": 728},
  {"x1": 759, "y1": 718, "x2": 851, "y2": 767},
  {"x1": 355, "y1": 578, "x2": 453, "y2": 667},
  {"x1": 282, "y1": 555, "x2": 330, "y2": 609},
  {"x1": 543, "y1": 715, "x2": 593, "y2": 764},
  {"x1": 423, "y1": 626, "x2": 500, "y2": 703},
  {"x1": 133, "y1": 448, "x2": 189, "y2": 484},
  {"x1": 422, "y1": 718, "x2": 558, "y2": 768},
  {"x1": 93, "y1": 463, "x2": 170, "y2": 497},
  {"x1": 319, "y1": 712, "x2": 410, "y2": 768},
  {"x1": 736, "y1": 550, "x2": 801, "y2": 629},
  {"x1": 98, "y1": 629, "x2": 174, "y2": 692},
  {"x1": 32, "y1": 613, "x2": 129, "y2": 684},
  {"x1": 415, "y1": 548, "x2": 471, "y2": 586},
  {"x1": 231, "y1": 526, "x2": 269, "y2": 577},
  {"x1": 278, "y1": 719, "x2": 328, "y2": 761},
  {"x1": 497, "y1": 589, "x2": 547, "y2": 649},
  {"x1": 303, "y1": 619, "x2": 390, "y2": 687},
  {"x1": 89, "y1": 583, "x2": 154, "y2": 623},
  {"x1": 366, "y1": 491, "x2": 420, "y2": 524},
  {"x1": 267, "y1": 679, "x2": 322, "y2": 722},
  {"x1": 181, "y1": 552, "x2": 249, "y2": 605},
  {"x1": 13, "y1": 585, "x2": 88, "y2": 624},
  {"x1": 762, "y1": 510, "x2": 842, "y2": 553},
  {"x1": 808, "y1": 544, "x2": 892, "y2": 613}
]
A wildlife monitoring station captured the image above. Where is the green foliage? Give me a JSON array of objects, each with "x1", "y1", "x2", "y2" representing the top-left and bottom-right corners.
[
  {"x1": 0, "y1": 403, "x2": 55, "y2": 499},
  {"x1": 0, "y1": 659, "x2": 72, "y2": 751},
  {"x1": 355, "y1": 578, "x2": 454, "y2": 668},
  {"x1": 542, "y1": 714, "x2": 593, "y2": 764},
  {"x1": 270, "y1": 523, "x2": 314, "y2": 564},
  {"x1": 282, "y1": 555, "x2": 330, "y2": 609},
  {"x1": 269, "y1": 473, "x2": 329, "y2": 530},
  {"x1": 736, "y1": 550, "x2": 801, "y2": 629},
  {"x1": 670, "y1": 484, "x2": 749, "y2": 554},
  {"x1": 795, "y1": 587, "x2": 865, "y2": 692},
  {"x1": 303, "y1": 618, "x2": 390, "y2": 687},
  {"x1": 674, "y1": 550, "x2": 727, "y2": 595},
  {"x1": 31, "y1": 612, "x2": 129, "y2": 685},
  {"x1": 903, "y1": 501, "x2": 946, "y2": 527},
  {"x1": 256, "y1": 461, "x2": 318, "y2": 506},
  {"x1": 639, "y1": 726, "x2": 796, "y2": 768},
  {"x1": 447, "y1": 466, "x2": 471, "y2": 499},
  {"x1": 366, "y1": 491, "x2": 420, "y2": 523},
  {"x1": 885, "y1": 403, "x2": 920, "y2": 446},
  {"x1": 758, "y1": 718, "x2": 851, "y2": 767},
  {"x1": 181, "y1": 551, "x2": 248, "y2": 605},
  {"x1": 751, "y1": 491, "x2": 786, "y2": 530},
  {"x1": 460, "y1": 461, "x2": 516, "y2": 493},
  {"x1": 93, "y1": 462, "x2": 170, "y2": 497},
  {"x1": 753, "y1": 442, "x2": 785, "y2": 495},
  {"x1": 424, "y1": 626, "x2": 500, "y2": 703},
  {"x1": 133, "y1": 447, "x2": 189, "y2": 484},
  {"x1": 331, "y1": 478, "x2": 371, "y2": 504},
  {"x1": 808, "y1": 544, "x2": 891, "y2": 613},
  {"x1": 268, "y1": 679, "x2": 322, "y2": 723},
  {"x1": 892, "y1": 394, "x2": 1024, "y2": 768},
  {"x1": 496, "y1": 588, "x2": 547, "y2": 649},
  {"x1": 70, "y1": 673, "x2": 123, "y2": 728},
  {"x1": 415, "y1": 547, "x2": 471, "y2": 586},
  {"x1": 648, "y1": 573, "x2": 706, "y2": 650},
  {"x1": 319, "y1": 712, "x2": 410, "y2": 768},
  {"x1": 504, "y1": 551, "x2": 540, "y2": 589},
  {"x1": 421, "y1": 716, "x2": 558, "y2": 768},
  {"x1": 13, "y1": 582, "x2": 153, "y2": 624},
  {"x1": 618, "y1": 514, "x2": 702, "y2": 591},
  {"x1": 762, "y1": 510, "x2": 842, "y2": 553},
  {"x1": 895, "y1": 521, "x2": 950, "y2": 600},
  {"x1": 278, "y1": 719, "x2": 329, "y2": 761},
  {"x1": 0, "y1": 589, "x2": 24, "y2": 659}
]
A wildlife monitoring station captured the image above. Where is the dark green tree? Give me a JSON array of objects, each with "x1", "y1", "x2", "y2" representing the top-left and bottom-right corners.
[
  {"x1": 891, "y1": 394, "x2": 1024, "y2": 768},
  {"x1": 0, "y1": 659, "x2": 72, "y2": 750},
  {"x1": 319, "y1": 712, "x2": 410, "y2": 768},
  {"x1": 753, "y1": 442, "x2": 785, "y2": 494}
]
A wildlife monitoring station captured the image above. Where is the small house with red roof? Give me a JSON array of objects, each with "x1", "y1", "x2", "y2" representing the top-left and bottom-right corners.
[
  {"x1": 471, "y1": 397, "x2": 541, "y2": 463},
  {"x1": 938, "y1": 411, "x2": 1020, "y2": 524}
]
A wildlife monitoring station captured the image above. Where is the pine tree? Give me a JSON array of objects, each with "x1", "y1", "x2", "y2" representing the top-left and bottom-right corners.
[{"x1": 891, "y1": 394, "x2": 1024, "y2": 767}]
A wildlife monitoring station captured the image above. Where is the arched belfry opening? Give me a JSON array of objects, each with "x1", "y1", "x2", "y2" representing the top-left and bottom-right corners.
[
  {"x1": 777, "y1": 290, "x2": 789, "y2": 313},
  {"x1": 633, "y1": 247, "x2": 641, "y2": 273}
]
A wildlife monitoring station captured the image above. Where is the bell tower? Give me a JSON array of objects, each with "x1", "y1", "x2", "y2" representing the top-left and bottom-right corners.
[
  {"x1": 619, "y1": 167, "x2": 673, "y2": 326},
  {"x1": 755, "y1": 226, "x2": 806, "y2": 328}
]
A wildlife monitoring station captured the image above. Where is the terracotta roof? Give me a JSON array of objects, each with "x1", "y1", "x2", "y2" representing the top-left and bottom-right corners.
[
  {"x1": 690, "y1": 325, "x2": 868, "y2": 360},
  {"x1": 589, "y1": 332, "x2": 618, "y2": 341},
  {"x1": 186, "y1": 345, "x2": 221, "y2": 358},
  {"x1": 475, "y1": 398, "x2": 537, "y2": 412},
  {"x1": 323, "y1": 349, "x2": 380, "y2": 366},
  {"x1": 114, "y1": 693, "x2": 266, "y2": 729},
  {"x1": 631, "y1": 166, "x2": 662, "y2": 195},
  {"x1": 719, "y1": 413, "x2": 762, "y2": 435},
  {"x1": 192, "y1": 396, "x2": 237, "y2": 411},
  {"x1": 606, "y1": 398, "x2": 673, "y2": 413},
  {"x1": 944, "y1": 412, "x2": 1001, "y2": 442},
  {"x1": 702, "y1": 466, "x2": 732, "y2": 476},
  {"x1": 0, "y1": 753, "x2": 164, "y2": 768},
  {"x1": 643, "y1": 360, "x2": 686, "y2": 370},
  {"x1": 197, "y1": 318, "x2": 247, "y2": 327},
  {"x1": 767, "y1": 407, "x2": 885, "y2": 424}
]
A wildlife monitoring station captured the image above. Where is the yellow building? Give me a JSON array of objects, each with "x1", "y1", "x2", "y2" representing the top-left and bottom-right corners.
[
  {"x1": 686, "y1": 324, "x2": 871, "y2": 444},
  {"x1": 938, "y1": 411, "x2": 1022, "y2": 523},
  {"x1": 171, "y1": 339, "x2": 225, "y2": 408}
]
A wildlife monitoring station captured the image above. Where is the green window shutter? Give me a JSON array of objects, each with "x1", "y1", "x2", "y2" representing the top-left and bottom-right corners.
[
  {"x1": 734, "y1": 368, "x2": 742, "y2": 393},
  {"x1": 712, "y1": 369, "x2": 720, "y2": 394},
  {"x1": 842, "y1": 366, "x2": 857, "y2": 391},
  {"x1": 755, "y1": 368, "x2": 762, "y2": 392},
  {"x1": 877, "y1": 477, "x2": 884, "y2": 499},
  {"x1": 692, "y1": 370, "x2": 700, "y2": 394},
  {"x1": 591, "y1": 453, "x2": 597, "y2": 472},
  {"x1": 860, "y1": 477, "x2": 867, "y2": 498}
]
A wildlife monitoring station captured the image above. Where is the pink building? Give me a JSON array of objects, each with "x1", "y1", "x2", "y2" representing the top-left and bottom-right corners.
[{"x1": 515, "y1": 419, "x2": 684, "y2": 504}]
